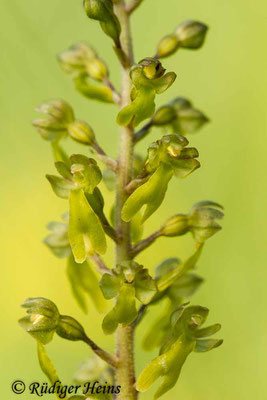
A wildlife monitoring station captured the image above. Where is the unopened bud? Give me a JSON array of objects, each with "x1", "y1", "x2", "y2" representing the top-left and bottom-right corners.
[
  {"x1": 160, "y1": 214, "x2": 189, "y2": 237},
  {"x1": 177, "y1": 107, "x2": 209, "y2": 134},
  {"x1": 56, "y1": 315, "x2": 86, "y2": 341},
  {"x1": 68, "y1": 120, "x2": 95, "y2": 145},
  {"x1": 84, "y1": 0, "x2": 121, "y2": 46},
  {"x1": 176, "y1": 20, "x2": 208, "y2": 49},
  {"x1": 170, "y1": 97, "x2": 192, "y2": 112},
  {"x1": 58, "y1": 42, "x2": 108, "y2": 81},
  {"x1": 152, "y1": 105, "x2": 176, "y2": 126},
  {"x1": 86, "y1": 57, "x2": 108, "y2": 81},
  {"x1": 156, "y1": 34, "x2": 179, "y2": 58}
]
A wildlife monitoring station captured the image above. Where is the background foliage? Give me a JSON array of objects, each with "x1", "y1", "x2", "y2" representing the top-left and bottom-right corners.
[{"x1": 0, "y1": 0, "x2": 266, "y2": 398}]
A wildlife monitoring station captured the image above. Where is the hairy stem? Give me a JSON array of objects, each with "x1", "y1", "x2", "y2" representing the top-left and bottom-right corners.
[{"x1": 113, "y1": 1, "x2": 138, "y2": 399}]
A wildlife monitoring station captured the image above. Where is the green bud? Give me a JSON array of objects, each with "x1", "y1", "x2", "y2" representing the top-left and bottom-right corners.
[
  {"x1": 56, "y1": 315, "x2": 86, "y2": 341},
  {"x1": 84, "y1": 0, "x2": 121, "y2": 46},
  {"x1": 19, "y1": 298, "x2": 60, "y2": 344},
  {"x1": 177, "y1": 107, "x2": 209, "y2": 134},
  {"x1": 160, "y1": 214, "x2": 189, "y2": 237},
  {"x1": 58, "y1": 42, "x2": 108, "y2": 81},
  {"x1": 152, "y1": 105, "x2": 176, "y2": 126},
  {"x1": 33, "y1": 99, "x2": 75, "y2": 142},
  {"x1": 68, "y1": 120, "x2": 95, "y2": 145},
  {"x1": 156, "y1": 33, "x2": 179, "y2": 58},
  {"x1": 170, "y1": 97, "x2": 192, "y2": 112},
  {"x1": 176, "y1": 20, "x2": 208, "y2": 49}
]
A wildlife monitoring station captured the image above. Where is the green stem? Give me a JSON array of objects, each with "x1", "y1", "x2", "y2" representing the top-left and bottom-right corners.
[
  {"x1": 83, "y1": 336, "x2": 118, "y2": 368},
  {"x1": 113, "y1": 1, "x2": 138, "y2": 399}
]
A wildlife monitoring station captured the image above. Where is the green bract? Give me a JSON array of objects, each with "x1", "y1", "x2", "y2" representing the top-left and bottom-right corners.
[
  {"x1": 137, "y1": 304, "x2": 222, "y2": 398},
  {"x1": 100, "y1": 261, "x2": 157, "y2": 334},
  {"x1": 117, "y1": 58, "x2": 176, "y2": 127}
]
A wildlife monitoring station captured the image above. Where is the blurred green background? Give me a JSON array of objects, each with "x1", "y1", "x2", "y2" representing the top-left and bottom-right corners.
[{"x1": 1, "y1": 0, "x2": 267, "y2": 399}]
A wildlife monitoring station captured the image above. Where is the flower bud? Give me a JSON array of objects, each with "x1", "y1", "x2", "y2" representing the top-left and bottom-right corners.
[
  {"x1": 152, "y1": 105, "x2": 176, "y2": 126},
  {"x1": 58, "y1": 42, "x2": 108, "y2": 81},
  {"x1": 19, "y1": 298, "x2": 60, "y2": 344},
  {"x1": 170, "y1": 97, "x2": 192, "y2": 112},
  {"x1": 176, "y1": 20, "x2": 208, "y2": 49},
  {"x1": 84, "y1": 0, "x2": 121, "y2": 46},
  {"x1": 56, "y1": 315, "x2": 86, "y2": 341},
  {"x1": 67, "y1": 120, "x2": 95, "y2": 145},
  {"x1": 177, "y1": 107, "x2": 209, "y2": 134},
  {"x1": 160, "y1": 214, "x2": 189, "y2": 237},
  {"x1": 156, "y1": 33, "x2": 179, "y2": 58},
  {"x1": 33, "y1": 99, "x2": 75, "y2": 141},
  {"x1": 139, "y1": 58, "x2": 166, "y2": 80}
]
